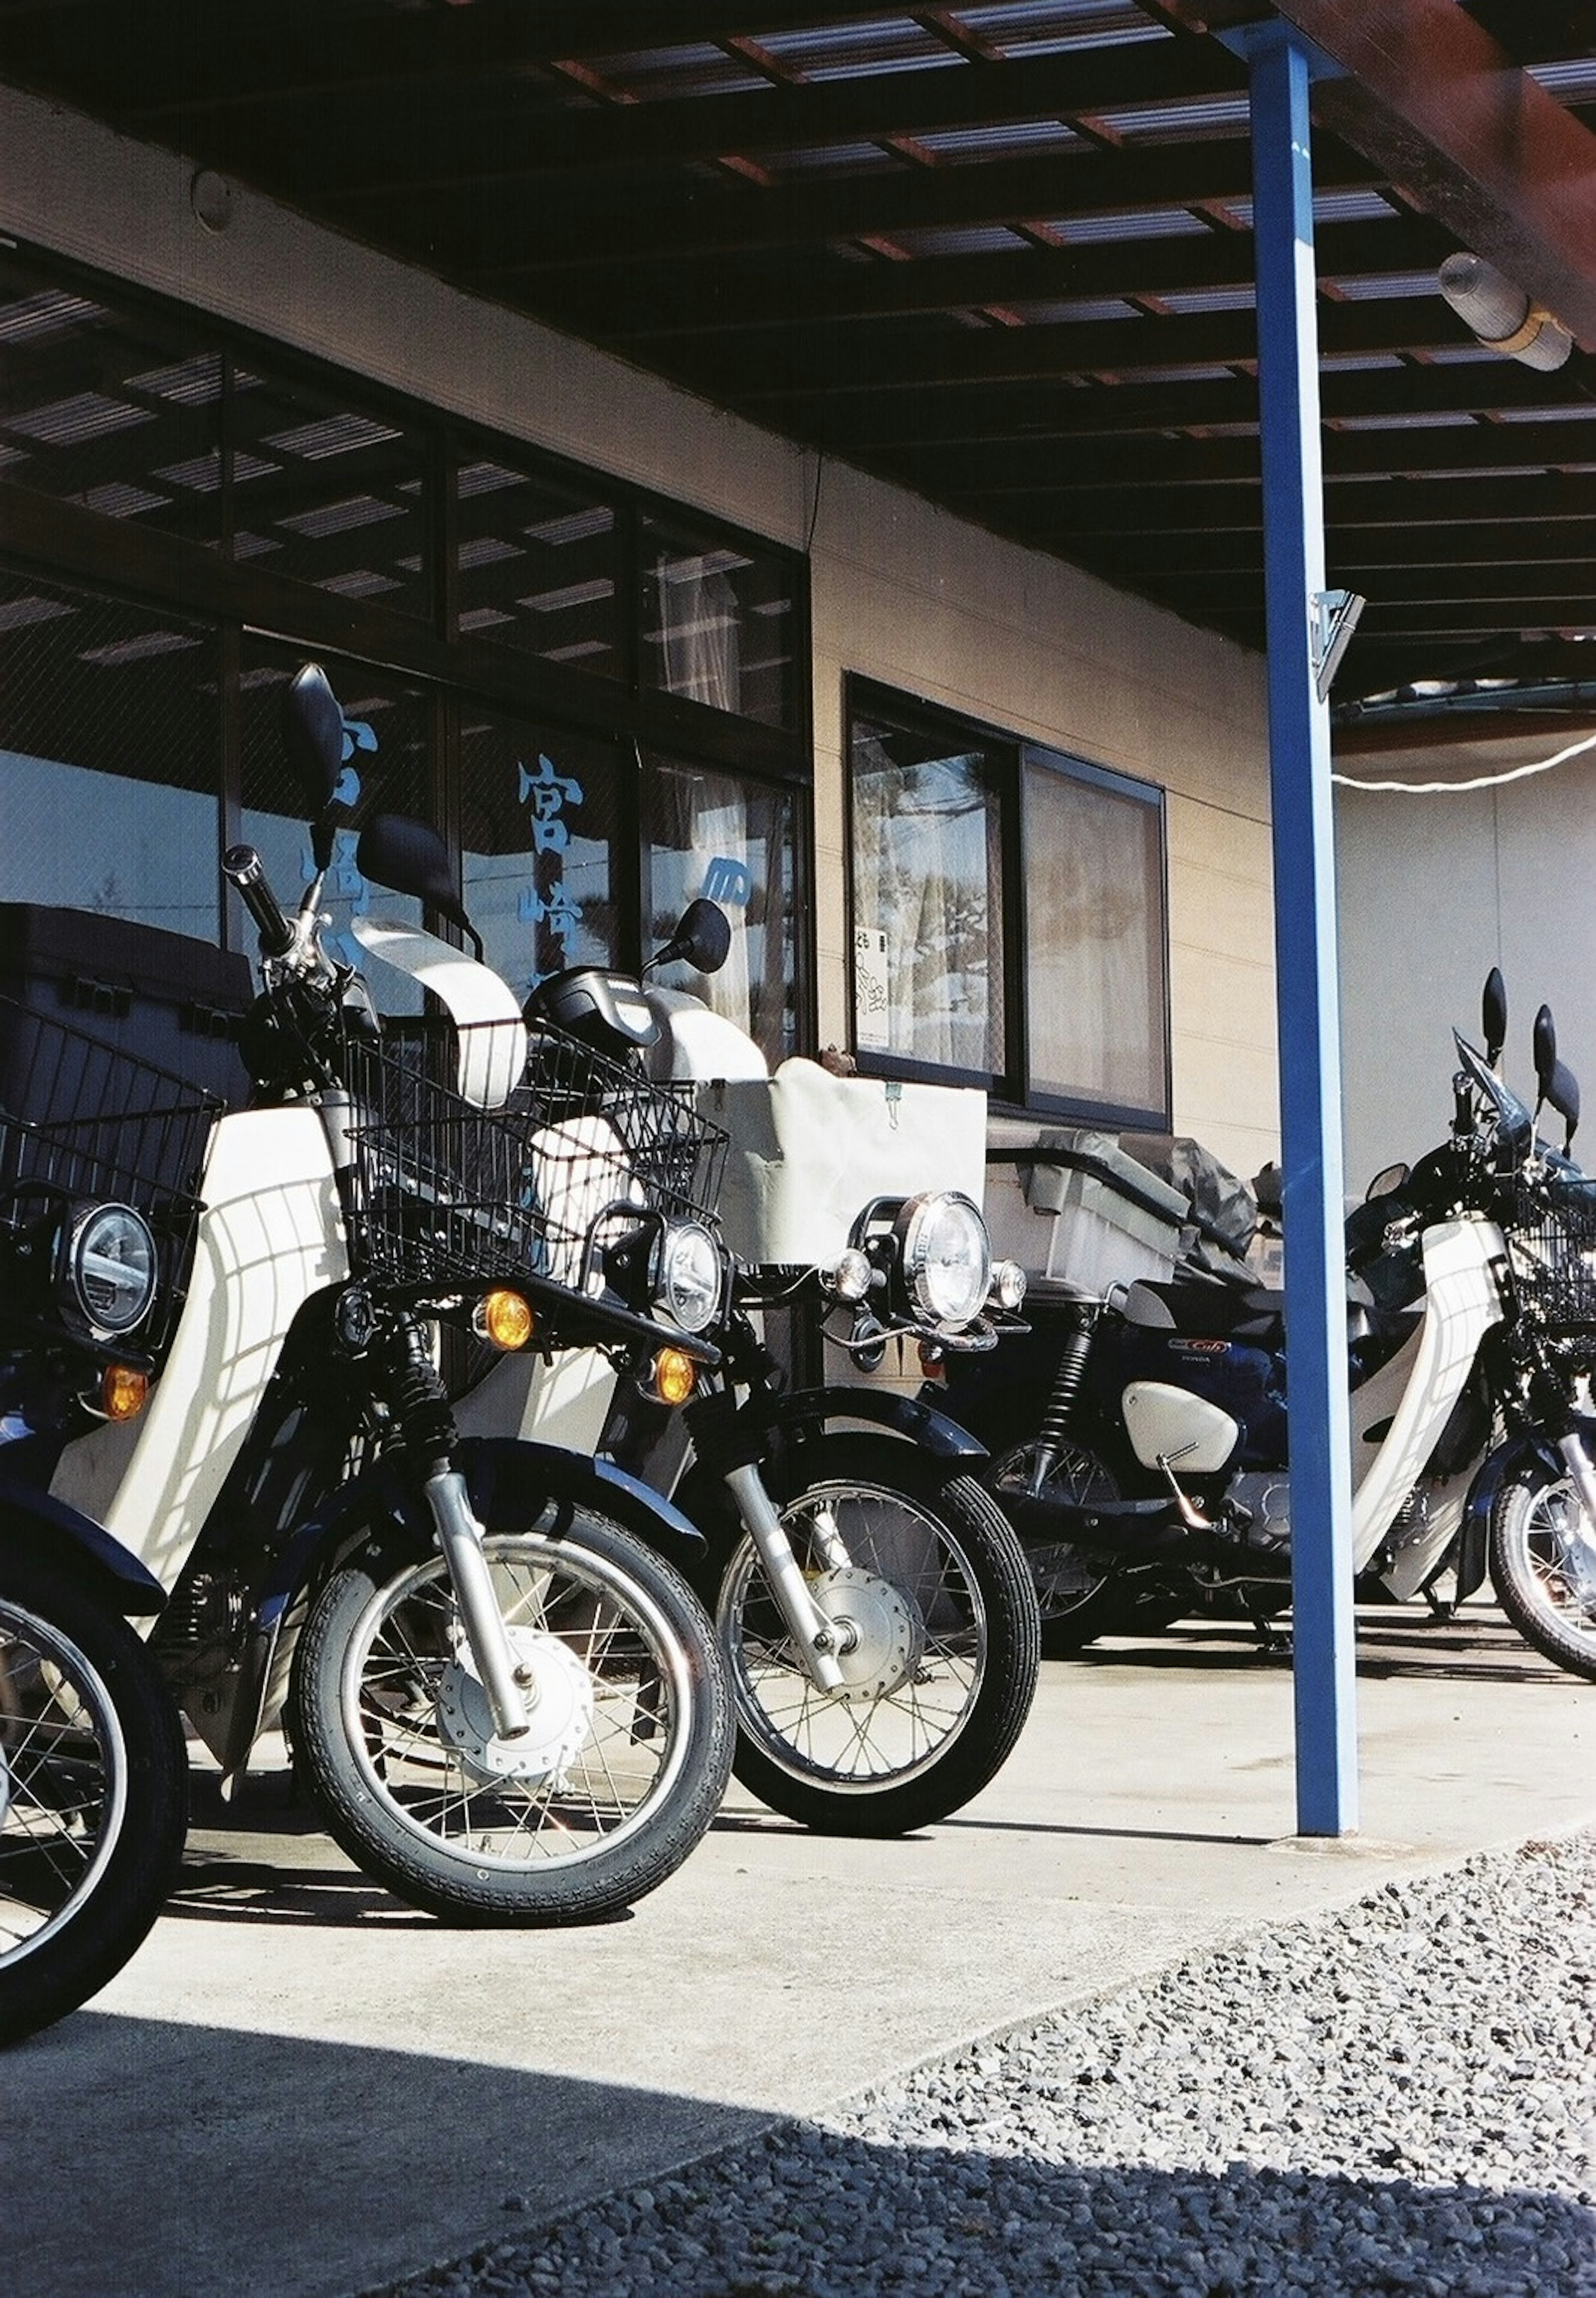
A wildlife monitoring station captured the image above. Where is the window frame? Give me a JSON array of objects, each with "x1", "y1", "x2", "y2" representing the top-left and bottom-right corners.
[
  {"x1": 844, "y1": 675, "x2": 1171, "y2": 1130},
  {"x1": 0, "y1": 236, "x2": 815, "y2": 1055}
]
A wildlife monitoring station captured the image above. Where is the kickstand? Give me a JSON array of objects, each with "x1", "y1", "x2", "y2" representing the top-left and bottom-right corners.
[{"x1": 1241, "y1": 1589, "x2": 1291, "y2": 1657}]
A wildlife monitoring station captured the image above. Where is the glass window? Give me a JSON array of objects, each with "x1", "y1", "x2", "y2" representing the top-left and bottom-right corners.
[
  {"x1": 460, "y1": 708, "x2": 622, "y2": 1002},
  {"x1": 239, "y1": 641, "x2": 428, "y2": 1000},
  {"x1": 1023, "y1": 750, "x2": 1167, "y2": 1119},
  {"x1": 850, "y1": 709, "x2": 1006, "y2": 1080},
  {"x1": 0, "y1": 571, "x2": 220, "y2": 939},
  {"x1": 640, "y1": 516, "x2": 796, "y2": 729},
  {"x1": 454, "y1": 458, "x2": 619, "y2": 675},
  {"x1": 644, "y1": 754, "x2": 799, "y2": 1066},
  {"x1": 849, "y1": 689, "x2": 1169, "y2": 1121},
  {"x1": 230, "y1": 369, "x2": 430, "y2": 618},
  {"x1": 0, "y1": 249, "x2": 223, "y2": 551}
]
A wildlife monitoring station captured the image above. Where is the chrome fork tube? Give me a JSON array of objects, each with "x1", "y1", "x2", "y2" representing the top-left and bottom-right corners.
[
  {"x1": 1555, "y1": 1434, "x2": 1596, "y2": 1555},
  {"x1": 424, "y1": 1468, "x2": 533, "y2": 1740},
  {"x1": 724, "y1": 1462, "x2": 846, "y2": 1692}
]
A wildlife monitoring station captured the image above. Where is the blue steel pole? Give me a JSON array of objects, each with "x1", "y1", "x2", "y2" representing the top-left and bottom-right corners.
[{"x1": 1245, "y1": 22, "x2": 1359, "y2": 1835}]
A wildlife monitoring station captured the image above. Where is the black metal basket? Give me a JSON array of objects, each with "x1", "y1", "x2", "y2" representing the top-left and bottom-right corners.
[
  {"x1": 1505, "y1": 1173, "x2": 1596, "y2": 1328},
  {"x1": 340, "y1": 1014, "x2": 727, "y2": 1305},
  {"x1": 0, "y1": 995, "x2": 226, "y2": 1354}
]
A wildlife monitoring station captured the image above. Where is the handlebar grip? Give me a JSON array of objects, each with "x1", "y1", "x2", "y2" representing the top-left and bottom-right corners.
[{"x1": 223, "y1": 844, "x2": 296, "y2": 959}]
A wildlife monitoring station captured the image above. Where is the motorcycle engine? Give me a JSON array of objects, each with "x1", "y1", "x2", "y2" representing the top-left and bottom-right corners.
[{"x1": 1226, "y1": 1473, "x2": 1291, "y2": 1550}]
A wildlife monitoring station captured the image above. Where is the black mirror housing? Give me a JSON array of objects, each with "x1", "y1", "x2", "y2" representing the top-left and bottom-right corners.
[
  {"x1": 654, "y1": 898, "x2": 732, "y2": 978},
  {"x1": 357, "y1": 813, "x2": 481, "y2": 956},
  {"x1": 283, "y1": 663, "x2": 347, "y2": 815}
]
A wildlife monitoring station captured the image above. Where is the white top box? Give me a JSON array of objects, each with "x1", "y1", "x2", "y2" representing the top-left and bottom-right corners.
[{"x1": 697, "y1": 1059, "x2": 988, "y2": 1267}]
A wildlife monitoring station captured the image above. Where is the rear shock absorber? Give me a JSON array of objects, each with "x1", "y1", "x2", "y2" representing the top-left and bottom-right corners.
[{"x1": 1029, "y1": 1300, "x2": 1098, "y2": 1492}]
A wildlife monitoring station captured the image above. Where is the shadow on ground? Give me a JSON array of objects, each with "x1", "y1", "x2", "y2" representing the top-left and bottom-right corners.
[{"x1": 11, "y1": 2004, "x2": 1585, "y2": 2298}]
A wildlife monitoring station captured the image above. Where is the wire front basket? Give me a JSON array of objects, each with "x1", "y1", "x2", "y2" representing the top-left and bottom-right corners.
[
  {"x1": 0, "y1": 996, "x2": 226, "y2": 1354},
  {"x1": 1505, "y1": 1172, "x2": 1596, "y2": 1328},
  {"x1": 340, "y1": 1014, "x2": 728, "y2": 1306}
]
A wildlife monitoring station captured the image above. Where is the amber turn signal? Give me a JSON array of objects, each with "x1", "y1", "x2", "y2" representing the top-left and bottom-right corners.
[
  {"x1": 102, "y1": 1364, "x2": 149, "y2": 1422},
  {"x1": 475, "y1": 1289, "x2": 534, "y2": 1350},
  {"x1": 653, "y1": 1347, "x2": 696, "y2": 1406}
]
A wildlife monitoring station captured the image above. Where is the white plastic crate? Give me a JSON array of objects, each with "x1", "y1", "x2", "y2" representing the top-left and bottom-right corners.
[
  {"x1": 985, "y1": 1126, "x2": 1185, "y2": 1293},
  {"x1": 697, "y1": 1059, "x2": 988, "y2": 1266}
]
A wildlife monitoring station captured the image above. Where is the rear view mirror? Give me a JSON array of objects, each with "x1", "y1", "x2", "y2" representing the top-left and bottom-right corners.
[
  {"x1": 283, "y1": 665, "x2": 347, "y2": 810},
  {"x1": 357, "y1": 813, "x2": 482, "y2": 959},
  {"x1": 1534, "y1": 1004, "x2": 1580, "y2": 1151},
  {"x1": 1533, "y1": 1003, "x2": 1558, "y2": 1095},
  {"x1": 1364, "y1": 1162, "x2": 1410, "y2": 1202},
  {"x1": 1482, "y1": 967, "x2": 1507, "y2": 1071},
  {"x1": 651, "y1": 898, "x2": 732, "y2": 978}
]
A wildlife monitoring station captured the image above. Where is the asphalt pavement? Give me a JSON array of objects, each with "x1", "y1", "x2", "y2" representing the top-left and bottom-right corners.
[{"x1": 7, "y1": 1600, "x2": 1593, "y2": 2298}]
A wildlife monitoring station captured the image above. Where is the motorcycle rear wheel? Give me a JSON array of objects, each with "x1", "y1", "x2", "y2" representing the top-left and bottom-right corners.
[
  {"x1": 0, "y1": 1545, "x2": 187, "y2": 2046},
  {"x1": 987, "y1": 1439, "x2": 1194, "y2": 1656},
  {"x1": 710, "y1": 1434, "x2": 1041, "y2": 1837},
  {"x1": 291, "y1": 1510, "x2": 732, "y2": 1924},
  {"x1": 1488, "y1": 1463, "x2": 1596, "y2": 1682}
]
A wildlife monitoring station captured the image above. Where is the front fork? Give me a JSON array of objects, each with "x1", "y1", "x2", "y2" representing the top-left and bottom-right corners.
[
  {"x1": 377, "y1": 1309, "x2": 534, "y2": 1743},
  {"x1": 1555, "y1": 1430, "x2": 1596, "y2": 1555},
  {"x1": 722, "y1": 1460, "x2": 847, "y2": 1694}
]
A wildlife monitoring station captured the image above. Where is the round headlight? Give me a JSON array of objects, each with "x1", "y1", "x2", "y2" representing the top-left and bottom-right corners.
[
  {"x1": 897, "y1": 1192, "x2": 991, "y2": 1329},
  {"x1": 992, "y1": 1259, "x2": 1027, "y2": 1312},
  {"x1": 827, "y1": 1247, "x2": 874, "y2": 1305},
  {"x1": 653, "y1": 1220, "x2": 723, "y2": 1335},
  {"x1": 66, "y1": 1204, "x2": 157, "y2": 1337}
]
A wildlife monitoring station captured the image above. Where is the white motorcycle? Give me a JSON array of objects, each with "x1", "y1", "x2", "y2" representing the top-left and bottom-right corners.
[{"x1": 49, "y1": 665, "x2": 734, "y2": 1924}]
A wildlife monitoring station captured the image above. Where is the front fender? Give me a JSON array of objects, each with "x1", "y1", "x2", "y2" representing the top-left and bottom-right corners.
[
  {"x1": 0, "y1": 1476, "x2": 167, "y2": 1616},
  {"x1": 773, "y1": 1384, "x2": 989, "y2": 1465},
  {"x1": 268, "y1": 1437, "x2": 706, "y2": 1624},
  {"x1": 1458, "y1": 1429, "x2": 1569, "y2": 1603}
]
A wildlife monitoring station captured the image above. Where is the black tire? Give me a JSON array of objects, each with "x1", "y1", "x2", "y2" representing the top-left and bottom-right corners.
[
  {"x1": 1488, "y1": 1462, "x2": 1596, "y2": 1682},
  {"x1": 290, "y1": 1507, "x2": 732, "y2": 1924},
  {"x1": 712, "y1": 1433, "x2": 1042, "y2": 1837},
  {"x1": 0, "y1": 1544, "x2": 187, "y2": 2047},
  {"x1": 986, "y1": 1438, "x2": 1193, "y2": 1657}
]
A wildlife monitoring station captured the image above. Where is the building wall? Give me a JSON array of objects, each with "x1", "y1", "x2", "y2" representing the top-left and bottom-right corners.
[
  {"x1": 1336, "y1": 729, "x2": 1596, "y2": 1188},
  {"x1": 0, "y1": 83, "x2": 1280, "y2": 1181}
]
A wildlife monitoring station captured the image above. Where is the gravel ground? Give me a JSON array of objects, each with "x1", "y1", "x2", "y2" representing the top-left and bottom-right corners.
[{"x1": 367, "y1": 1832, "x2": 1596, "y2": 2298}]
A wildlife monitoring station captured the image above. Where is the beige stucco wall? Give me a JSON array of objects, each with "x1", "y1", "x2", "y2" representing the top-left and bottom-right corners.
[
  {"x1": 1336, "y1": 728, "x2": 1596, "y2": 1188},
  {"x1": 0, "y1": 83, "x2": 1280, "y2": 1181}
]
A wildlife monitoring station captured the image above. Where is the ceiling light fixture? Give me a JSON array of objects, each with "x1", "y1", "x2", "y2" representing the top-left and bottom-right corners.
[{"x1": 1438, "y1": 251, "x2": 1572, "y2": 372}]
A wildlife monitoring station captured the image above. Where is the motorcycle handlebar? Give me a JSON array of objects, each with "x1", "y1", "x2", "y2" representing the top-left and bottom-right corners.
[{"x1": 223, "y1": 844, "x2": 296, "y2": 960}]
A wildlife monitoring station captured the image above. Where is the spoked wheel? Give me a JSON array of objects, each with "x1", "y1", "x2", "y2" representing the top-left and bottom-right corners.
[
  {"x1": 291, "y1": 1510, "x2": 732, "y2": 1924},
  {"x1": 1489, "y1": 1463, "x2": 1596, "y2": 1682},
  {"x1": 0, "y1": 1547, "x2": 186, "y2": 2047},
  {"x1": 714, "y1": 1434, "x2": 1040, "y2": 1837},
  {"x1": 988, "y1": 1440, "x2": 1193, "y2": 1656}
]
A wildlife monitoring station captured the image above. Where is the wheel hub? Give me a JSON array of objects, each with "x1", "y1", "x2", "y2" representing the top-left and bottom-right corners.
[
  {"x1": 437, "y1": 1626, "x2": 595, "y2": 1783},
  {"x1": 809, "y1": 1568, "x2": 921, "y2": 1702}
]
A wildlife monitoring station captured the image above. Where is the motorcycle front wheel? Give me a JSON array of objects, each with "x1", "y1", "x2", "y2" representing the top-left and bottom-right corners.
[
  {"x1": 0, "y1": 1545, "x2": 187, "y2": 2046},
  {"x1": 712, "y1": 1434, "x2": 1041, "y2": 1837},
  {"x1": 1488, "y1": 1463, "x2": 1596, "y2": 1682},
  {"x1": 291, "y1": 1510, "x2": 733, "y2": 1925}
]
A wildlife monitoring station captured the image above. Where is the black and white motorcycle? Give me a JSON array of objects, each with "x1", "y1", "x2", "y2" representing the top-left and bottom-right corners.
[
  {"x1": 453, "y1": 913, "x2": 1042, "y2": 1837},
  {"x1": 944, "y1": 972, "x2": 1596, "y2": 1681},
  {"x1": 48, "y1": 666, "x2": 735, "y2": 1926},
  {"x1": 0, "y1": 1001, "x2": 193, "y2": 2039}
]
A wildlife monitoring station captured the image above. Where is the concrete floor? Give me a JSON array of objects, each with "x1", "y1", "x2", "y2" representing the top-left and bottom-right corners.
[{"x1": 7, "y1": 1601, "x2": 1593, "y2": 2298}]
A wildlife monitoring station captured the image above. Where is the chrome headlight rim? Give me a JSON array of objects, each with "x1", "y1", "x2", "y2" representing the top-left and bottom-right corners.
[
  {"x1": 895, "y1": 1190, "x2": 992, "y2": 1330},
  {"x1": 62, "y1": 1200, "x2": 158, "y2": 1338},
  {"x1": 651, "y1": 1218, "x2": 725, "y2": 1336}
]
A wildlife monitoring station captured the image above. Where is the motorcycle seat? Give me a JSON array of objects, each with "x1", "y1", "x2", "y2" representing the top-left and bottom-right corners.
[{"x1": 1121, "y1": 1276, "x2": 1285, "y2": 1343}]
